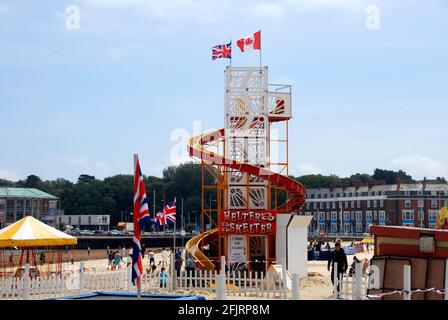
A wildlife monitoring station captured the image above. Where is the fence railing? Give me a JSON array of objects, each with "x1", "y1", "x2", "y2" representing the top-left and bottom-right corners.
[
  {"x1": 0, "y1": 258, "x2": 299, "y2": 300},
  {"x1": 334, "y1": 261, "x2": 448, "y2": 300}
]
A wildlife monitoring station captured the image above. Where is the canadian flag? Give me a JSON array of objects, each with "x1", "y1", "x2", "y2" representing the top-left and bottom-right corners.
[{"x1": 237, "y1": 30, "x2": 261, "y2": 52}]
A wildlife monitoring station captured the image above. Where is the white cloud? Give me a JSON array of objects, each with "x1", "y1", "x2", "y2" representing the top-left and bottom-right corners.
[
  {"x1": 0, "y1": 4, "x2": 11, "y2": 14},
  {"x1": 296, "y1": 162, "x2": 322, "y2": 175},
  {"x1": 0, "y1": 169, "x2": 21, "y2": 181},
  {"x1": 391, "y1": 156, "x2": 448, "y2": 179},
  {"x1": 103, "y1": 43, "x2": 146, "y2": 61},
  {"x1": 283, "y1": 0, "x2": 363, "y2": 11},
  {"x1": 64, "y1": 156, "x2": 112, "y2": 177},
  {"x1": 253, "y1": 3, "x2": 285, "y2": 18}
]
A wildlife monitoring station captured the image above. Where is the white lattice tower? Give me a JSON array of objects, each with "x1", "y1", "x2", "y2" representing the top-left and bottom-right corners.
[{"x1": 225, "y1": 67, "x2": 269, "y2": 211}]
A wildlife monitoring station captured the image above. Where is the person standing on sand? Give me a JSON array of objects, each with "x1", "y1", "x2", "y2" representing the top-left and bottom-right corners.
[
  {"x1": 87, "y1": 247, "x2": 91, "y2": 257},
  {"x1": 148, "y1": 250, "x2": 155, "y2": 266},
  {"x1": 159, "y1": 267, "x2": 168, "y2": 288},
  {"x1": 107, "y1": 250, "x2": 114, "y2": 267},
  {"x1": 161, "y1": 248, "x2": 169, "y2": 267},
  {"x1": 327, "y1": 242, "x2": 348, "y2": 297},
  {"x1": 185, "y1": 253, "x2": 195, "y2": 287}
]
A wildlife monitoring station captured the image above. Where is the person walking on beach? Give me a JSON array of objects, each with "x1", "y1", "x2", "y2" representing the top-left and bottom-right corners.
[
  {"x1": 174, "y1": 250, "x2": 183, "y2": 277},
  {"x1": 327, "y1": 242, "x2": 348, "y2": 297},
  {"x1": 185, "y1": 253, "x2": 195, "y2": 287},
  {"x1": 107, "y1": 250, "x2": 114, "y2": 267},
  {"x1": 148, "y1": 250, "x2": 155, "y2": 266},
  {"x1": 160, "y1": 247, "x2": 169, "y2": 268},
  {"x1": 87, "y1": 247, "x2": 91, "y2": 257},
  {"x1": 113, "y1": 251, "x2": 124, "y2": 270}
]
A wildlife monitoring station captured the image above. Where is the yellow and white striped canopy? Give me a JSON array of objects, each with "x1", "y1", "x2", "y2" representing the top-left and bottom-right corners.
[{"x1": 0, "y1": 216, "x2": 77, "y2": 248}]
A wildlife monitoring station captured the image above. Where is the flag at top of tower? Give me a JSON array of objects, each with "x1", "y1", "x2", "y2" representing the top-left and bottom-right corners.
[
  {"x1": 212, "y1": 42, "x2": 232, "y2": 60},
  {"x1": 237, "y1": 30, "x2": 261, "y2": 52}
]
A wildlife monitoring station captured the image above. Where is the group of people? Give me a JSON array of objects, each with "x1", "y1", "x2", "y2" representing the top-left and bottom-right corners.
[
  {"x1": 107, "y1": 248, "x2": 125, "y2": 270},
  {"x1": 105, "y1": 245, "x2": 202, "y2": 288}
]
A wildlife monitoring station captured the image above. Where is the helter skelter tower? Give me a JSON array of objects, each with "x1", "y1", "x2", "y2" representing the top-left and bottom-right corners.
[{"x1": 186, "y1": 65, "x2": 306, "y2": 273}]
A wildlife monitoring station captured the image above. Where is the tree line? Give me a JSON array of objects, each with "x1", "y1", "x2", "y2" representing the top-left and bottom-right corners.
[{"x1": 0, "y1": 164, "x2": 445, "y2": 227}]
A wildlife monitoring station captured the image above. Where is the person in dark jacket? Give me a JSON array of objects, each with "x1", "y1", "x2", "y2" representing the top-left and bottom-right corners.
[{"x1": 327, "y1": 242, "x2": 348, "y2": 296}]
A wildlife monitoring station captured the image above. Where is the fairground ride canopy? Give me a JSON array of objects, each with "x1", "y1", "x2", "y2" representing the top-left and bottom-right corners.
[{"x1": 0, "y1": 215, "x2": 77, "y2": 248}]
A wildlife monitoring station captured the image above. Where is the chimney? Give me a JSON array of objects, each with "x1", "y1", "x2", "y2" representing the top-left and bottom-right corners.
[
  {"x1": 396, "y1": 176, "x2": 401, "y2": 191},
  {"x1": 422, "y1": 177, "x2": 427, "y2": 192}
]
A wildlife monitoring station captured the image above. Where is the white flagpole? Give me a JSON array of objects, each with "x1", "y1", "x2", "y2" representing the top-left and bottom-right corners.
[
  {"x1": 173, "y1": 197, "x2": 177, "y2": 257},
  {"x1": 133, "y1": 154, "x2": 142, "y2": 300}
]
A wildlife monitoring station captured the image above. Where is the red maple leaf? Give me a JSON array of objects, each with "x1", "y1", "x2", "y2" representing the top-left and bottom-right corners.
[{"x1": 244, "y1": 37, "x2": 254, "y2": 46}]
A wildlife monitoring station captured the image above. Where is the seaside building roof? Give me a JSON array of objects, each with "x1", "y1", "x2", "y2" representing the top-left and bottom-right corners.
[{"x1": 0, "y1": 188, "x2": 58, "y2": 199}]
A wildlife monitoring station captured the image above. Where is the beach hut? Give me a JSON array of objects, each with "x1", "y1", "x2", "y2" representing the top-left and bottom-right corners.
[{"x1": 0, "y1": 216, "x2": 77, "y2": 277}]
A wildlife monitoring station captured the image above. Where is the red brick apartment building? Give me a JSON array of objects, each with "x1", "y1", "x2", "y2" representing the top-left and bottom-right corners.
[{"x1": 300, "y1": 183, "x2": 448, "y2": 237}]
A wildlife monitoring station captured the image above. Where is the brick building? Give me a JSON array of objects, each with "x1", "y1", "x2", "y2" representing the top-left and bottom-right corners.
[{"x1": 301, "y1": 183, "x2": 448, "y2": 236}]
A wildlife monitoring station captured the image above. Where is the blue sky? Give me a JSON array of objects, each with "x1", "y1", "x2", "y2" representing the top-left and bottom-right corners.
[{"x1": 0, "y1": 0, "x2": 447, "y2": 182}]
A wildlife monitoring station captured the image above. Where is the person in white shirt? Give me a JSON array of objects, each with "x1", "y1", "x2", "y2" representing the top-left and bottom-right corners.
[{"x1": 160, "y1": 247, "x2": 169, "y2": 268}]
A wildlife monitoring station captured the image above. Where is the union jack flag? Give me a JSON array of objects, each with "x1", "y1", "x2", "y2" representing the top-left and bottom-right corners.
[
  {"x1": 132, "y1": 155, "x2": 150, "y2": 286},
  {"x1": 155, "y1": 199, "x2": 176, "y2": 226},
  {"x1": 212, "y1": 42, "x2": 232, "y2": 61}
]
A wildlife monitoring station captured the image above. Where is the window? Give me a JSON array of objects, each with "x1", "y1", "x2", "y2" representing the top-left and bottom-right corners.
[
  {"x1": 379, "y1": 211, "x2": 386, "y2": 221},
  {"x1": 319, "y1": 212, "x2": 325, "y2": 220},
  {"x1": 319, "y1": 202, "x2": 324, "y2": 209},
  {"x1": 313, "y1": 212, "x2": 318, "y2": 220},
  {"x1": 332, "y1": 202, "x2": 336, "y2": 209},
  {"x1": 431, "y1": 199, "x2": 437, "y2": 207},
  {"x1": 355, "y1": 211, "x2": 362, "y2": 221},
  {"x1": 356, "y1": 223, "x2": 363, "y2": 233},
  {"x1": 402, "y1": 210, "x2": 414, "y2": 221},
  {"x1": 326, "y1": 202, "x2": 330, "y2": 209},
  {"x1": 380, "y1": 199, "x2": 384, "y2": 207},
  {"x1": 331, "y1": 223, "x2": 338, "y2": 233},
  {"x1": 326, "y1": 212, "x2": 330, "y2": 220},
  {"x1": 317, "y1": 194, "x2": 321, "y2": 199},
  {"x1": 343, "y1": 224, "x2": 351, "y2": 233},
  {"x1": 323, "y1": 194, "x2": 328, "y2": 198},
  {"x1": 372, "y1": 200, "x2": 377, "y2": 208},
  {"x1": 88, "y1": 216, "x2": 92, "y2": 224},
  {"x1": 366, "y1": 211, "x2": 372, "y2": 221},
  {"x1": 351, "y1": 212, "x2": 355, "y2": 220},
  {"x1": 356, "y1": 200, "x2": 361, "y2": 209},
  {"x1": 68, "y1": 217, "x2": 72, "y2": 224},
  {"x1": 330, "y1": 193, "x2": 334, "y2": 198},
  {"x1": 310, "y1": 194, "x2": 315, "y2": 199},
  {"x1": 418, "y1": 209, "x2": 424, "y2": 220},
  {"x1": 405, "y1": 200, "x2": 411, "y2": 208},
  {"x1": 445, "y1": 199, "x2": 448, "y2": 206},
  {"x1": 336, "y1": 193, "x2": 340, "y2": 197},
  {"x1": 367, "y1": 200, "x2": 371, "y2": 208},
  {"x1": 331, "y1": 212, "x2": 337, "y2": 220},
  {"x1": 78, "y1": 217, "x2": 81, "y2": 224},
  {"x1": 350, "y1": 201, "x2": 355, "y2": 208},
  {"x1": 313, "y1": 202, "x2": 317, "y2": 209},
  {"x1": 373, "y1": 211, "x2": 377, "y2": 220},
  {"x1": 428, "y1": 210, "x2": 438, "y2": 221},
  {"x1": 344, "y1": 201, "x2": 348, "y2": 208},
  {"x1": 418, "y1": 199, "x2": 424, "y2": 208},
  {"x1": 343, "y1": 211, "x2": 350, "y2": 221}
]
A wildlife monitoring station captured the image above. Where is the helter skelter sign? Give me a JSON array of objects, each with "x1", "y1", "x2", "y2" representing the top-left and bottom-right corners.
[{"x1": 219, "y1": 209, "x2": 276, "y2": 235}]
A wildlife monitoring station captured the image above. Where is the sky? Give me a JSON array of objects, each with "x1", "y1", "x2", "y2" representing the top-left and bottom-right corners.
[{"x1": 0, "y1": 0, "x2": 447, "y2": 182}]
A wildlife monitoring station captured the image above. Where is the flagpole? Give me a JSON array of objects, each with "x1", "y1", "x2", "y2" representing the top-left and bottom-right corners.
[
  {"x1": 173, "y1": 196, "x2": 177, "y2": 256},
  {"x1": 153, "y1": 189, "x2": 156, "y2": 222},
  {"x1": 133, "y1": 154, "x2": 142, "y2": 300},
  {"x1": 230, "y1": 39, "x2": 232, "y2": 68}
]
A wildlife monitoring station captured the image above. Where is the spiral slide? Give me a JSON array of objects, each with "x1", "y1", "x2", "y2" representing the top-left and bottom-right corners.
[{"x1": 185, "y1": 120, "x2": 307, "y2": 270}]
